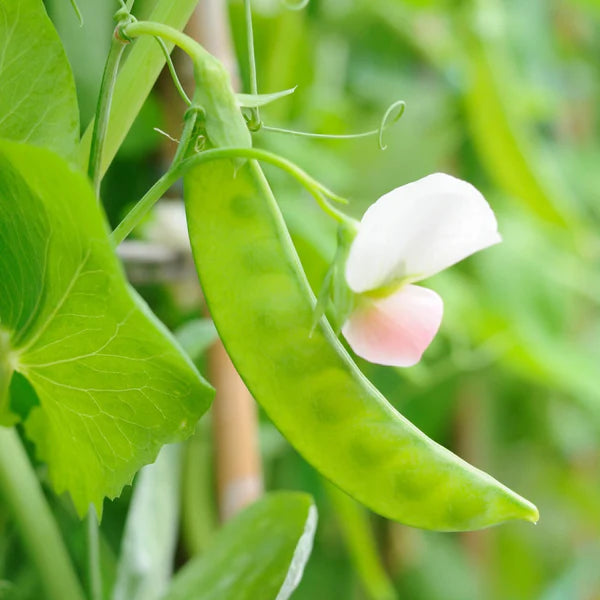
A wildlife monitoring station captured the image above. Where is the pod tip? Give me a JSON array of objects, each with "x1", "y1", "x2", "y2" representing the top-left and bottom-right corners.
[{"x1": 519, "y1": 498, "x2": 540, "y2": 525}]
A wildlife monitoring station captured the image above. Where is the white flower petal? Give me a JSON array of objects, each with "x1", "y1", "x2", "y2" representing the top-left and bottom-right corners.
[
  {"x1": 345, "y1": 173, "x2": 501, "y2": 293},
  {"x1": 341, "y1": 284, "x2": 443, "y2": 367}
]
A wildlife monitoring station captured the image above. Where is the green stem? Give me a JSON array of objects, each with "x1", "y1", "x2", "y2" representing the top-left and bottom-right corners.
[
  {"x1": 180, "y1": 419, "x2": 216, "y2": 556},
  {"x1": 79, "y1": 0, "x2": 202, "y2": 174},
  {"x1": 111, "y1": 169, "x2": 178, "y2": 246},
  {"x1": 325, "y1": 481, "x2": 396, "y2": 600},
  {"x1": 87, "y1": 510, "x2": 102, "y2": 600},
  {"x1": 0, "y1": 428, "x2": 86, "y2": 600},
  {"x1": 122, "y1": 21, "x2": 212, "y2": 68},
  {"x1": 243, "y1": 0, "x2": 261, "y2": 130},
  {"x1": 111, "y1": 108, "x2": 200, "y2": 246},
  {"x1": 88, "y1": 35, "x2": 127, "y2": 198},
  {"x1": 172, "y1": 108, "x2": 200, "y2": 165},
  {"x1": 111, "y1": 147, "x2": 353, "y2": 246},
  {"x1": 121, "y1": 19, "x2": 250, "y2": 150}
]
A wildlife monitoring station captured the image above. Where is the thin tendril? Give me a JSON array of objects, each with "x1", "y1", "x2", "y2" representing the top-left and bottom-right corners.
[
  {"x1": 378, "y1": 99, "x2": 405, "y2": 150},
  {"x1": 154, "y1": 128, "x2": 179, "y2": 143},
  {"x1": 319, "y1": 187, "x2": 348, "y2": 205},
  {"x1": 154, "y1": 36, "x2": 192, "y2": 106},
  {"x1": 69, "y1": 0, "x2": 83, "y2": 25},
  {"x1": 261, "y1": 125, "x2": 378, "y2": 139},
  {"x1": 117, "y1": 0, "x2": 135, "y2": 12},
  {"x1": 261, "y1": 99, "x2": 406, "y2": 149}
]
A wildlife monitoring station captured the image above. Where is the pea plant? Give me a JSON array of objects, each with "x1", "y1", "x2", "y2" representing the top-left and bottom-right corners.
[{"x1": 0, "y1": 0, "x2": 538, "y2": 599}]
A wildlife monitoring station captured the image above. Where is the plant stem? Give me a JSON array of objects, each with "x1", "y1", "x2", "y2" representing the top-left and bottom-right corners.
[
  {"x1": 180, "y1": 148, "x2": 352, "y2": 221},
  {"x1": 110, "y1": 110, "x2": 199, "y2": 246},
  {"x1": 0, "y1": 428, "x2": 85, "y2": 600},
  {"x1": 111, "y1": 168, "x2": 179, "y2": 246},
  {"x1": 122, "y1": 21, "x2": 212, "y2": 67},
  {"x1": 87, "y1": 510, "x2": 102, "y2": 600},
  {"x1": 172, "y1": 109, "x2": 199, "y2": 165},
  {"x1": 180, "y1": 419, "x2": 216, "y2": 555},
  {"x1": 79, "y1": 0, "x2": 202, "y2": 174},
  {"x1": 110, "y1": 147, "x2": 352, "y2": 246},
  {"x1": 325, "y1": 481, "x2": 397, "y2": 600},
  {"x1": 88, "y1": 35, "x2": 127, "y2": 198},
  {"x1": 243, "y1": 0, "x2": 261, "y2": 130}
]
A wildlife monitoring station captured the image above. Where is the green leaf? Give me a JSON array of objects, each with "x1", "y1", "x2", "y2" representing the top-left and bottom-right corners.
[
  {"x1": 461, "y1": 9, "x2": 577, "y2": 229},
  {"x1": 163, "y1": 492, "x2": 317, "y2": 600},
  {"x1": 114, "y1": 444, "x2": 183, "y2": 600},
  {"x1": 0, "y1": 0, "x2": 79, "y2": 159},
  {"x1": 0, "y1": 140, "x2": 213, "y2": 516}
]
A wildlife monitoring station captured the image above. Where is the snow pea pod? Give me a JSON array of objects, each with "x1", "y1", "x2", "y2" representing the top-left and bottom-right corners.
[{"x1": 184, "y1": 158, "x2": 538, "y2": 531}]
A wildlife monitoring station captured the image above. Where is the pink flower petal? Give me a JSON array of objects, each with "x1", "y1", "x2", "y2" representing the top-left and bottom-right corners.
[{"x1": 341, "y1": 285, "x2": 443, "y2": 367}]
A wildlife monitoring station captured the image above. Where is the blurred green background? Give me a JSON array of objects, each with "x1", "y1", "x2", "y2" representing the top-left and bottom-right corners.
[{"x1": 3, "y1": 0, "x2": 598, "y2": 598}]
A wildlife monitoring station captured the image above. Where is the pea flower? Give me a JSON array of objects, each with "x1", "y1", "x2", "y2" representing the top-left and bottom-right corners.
[{"x1": 341, "y1": 173, "x2": 501, "y2": 367}]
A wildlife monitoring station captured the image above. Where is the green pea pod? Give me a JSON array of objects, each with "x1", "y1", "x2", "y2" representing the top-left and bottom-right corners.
[{"x1": 184, "y1": 159, "x2": 538, "y2": 531}]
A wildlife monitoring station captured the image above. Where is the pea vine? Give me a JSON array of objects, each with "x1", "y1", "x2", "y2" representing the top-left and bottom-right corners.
[{"x1": 0, "y1": 1, "x2": 540, "y2": 599}]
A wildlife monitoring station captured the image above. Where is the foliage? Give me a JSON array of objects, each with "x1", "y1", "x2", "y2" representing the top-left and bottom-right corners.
[{"x1": 0, "y1": 0, "x2": 598, "y2": 598}]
